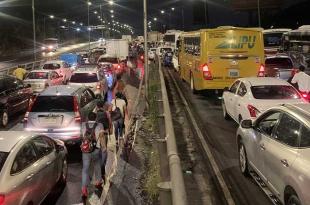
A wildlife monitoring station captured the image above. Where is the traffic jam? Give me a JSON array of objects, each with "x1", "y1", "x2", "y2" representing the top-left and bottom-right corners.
[{"x1": 0, "y1": 1, "x2": 310, "y2": 205}]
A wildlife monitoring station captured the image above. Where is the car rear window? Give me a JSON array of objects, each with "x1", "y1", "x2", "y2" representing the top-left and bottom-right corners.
[
  {"x1": 43, "y1": 63, "x2": 61, "y2": 70},
  {"x1": 265, "y1": 58, "x2": 293, "y2": 69},
  {"x1": 31, "y1": 96, "x2": 74, "y2": 112},
  {"x1": 70, "y1": 73, "x2": 98, "y2": 83},
  {"x1": 0, "y1": 152, "x2": 8, "y2": 172},
  {"x1": 26, "y1": 72, "x2": 49, "y2": 79},
  {"x1": 98, "y1": 57, "x2": 118, "y2": 64},
  {"x1": 251, "y1": 85, "x2": 301, "y2": 99}
]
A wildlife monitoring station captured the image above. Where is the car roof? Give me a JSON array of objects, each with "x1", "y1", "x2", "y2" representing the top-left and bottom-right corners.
[
  {"x1": 44, "y1": 60, "x2": 64, "y2": 64},
  {"x1": 285, "y1": 104, "x2": 310, "y2": 117},
  {"x1": 73, "y1": 68, "x2": 98, "y2": 73},
  {"x1": 29, "y1": 69, "x2": 50, "y2": 73},
  {"x1": 0, "y1": 131, "x2": 34, "y2": 152},
  {"x1": 240, "y1": 77, "x2": 291, "y2": 86},
  {"x1": 39, "y1": 85, "x2": 82, "y2": 96}
]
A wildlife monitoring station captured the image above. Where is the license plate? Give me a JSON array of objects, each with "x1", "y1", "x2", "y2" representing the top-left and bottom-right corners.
[
  {"x1": 229, "y1": 69, "x2": 239, "y2": 77},
  {"x1": 41, "y1": 117, "x2": 57, "y2": 124}
]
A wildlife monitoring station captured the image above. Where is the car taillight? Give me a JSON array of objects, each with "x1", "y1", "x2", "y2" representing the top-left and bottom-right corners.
[
  {"x1": 73, "y1": 96, "x2": 81, "y2": 123},
  {"x1": 258, "y1": 64, "x2": 265, "y2": 77},
  {"x1": 0, "y1": 194, "x2": 5, "y2": 205},
  {"x1": 247, "y1": 105, "x2": 260, "y2": 118},
  {"x1": 24, "y1": 96, "x2": 37, "y2": 125},
  {"x1": 140, "y1": 55, "x2": 144, "y2": 60},
  {"x1": 117, "y1": 64, "x2": 121, "y2": 69},
  {"x1": 200, "y1": 64, "x2": 212, "y2": 80}
]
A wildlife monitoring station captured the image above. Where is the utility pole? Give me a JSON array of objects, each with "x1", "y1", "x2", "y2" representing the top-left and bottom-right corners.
[
  {"x1": 88, "y1": 0, "x2": 91, "y2": 51},
  {"x1": 32, "y1": 0, "x2": 36, "y2": 61},
  {"x1": 204, "y1": 0, "x2": 209, "y2": 27},
  {"x1": 257, "y1": 0, "x2": 261, "y2": 27},
  {"x1": 143, "y1": 0, "x2": 148, "y2": 99},
  {"x1": 100, "y1": 5, "x2": 104, "y2": 39}
]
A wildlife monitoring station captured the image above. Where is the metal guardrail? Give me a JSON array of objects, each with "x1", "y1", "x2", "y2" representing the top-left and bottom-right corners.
[
  {"x1": 156, "y1": 59, "x2": 188, "y2": 205},
  {"x1": 0, "y1": 60, "x2": 46, "y2": 76}
]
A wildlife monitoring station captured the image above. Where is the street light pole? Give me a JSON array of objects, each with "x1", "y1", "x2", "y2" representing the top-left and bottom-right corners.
[
  {"x1": 100, "y1": 5, "x2": 104, "y2": 39},
  {"x1": 257, "y1": 0, "x2": 261, "y2": 27},
  {"x1": 32, "y1": 0, "x2": 36, "y2": 61},
  {"x1": 88, "y1": 0, "x2": 90, "y2": 51},
  {"x1": 143, "y1": 0, "x2": 148, "y2": 99}
]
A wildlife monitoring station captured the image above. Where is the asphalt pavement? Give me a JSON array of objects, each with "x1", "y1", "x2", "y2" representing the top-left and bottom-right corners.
[{"x1": 165, "y1": 67, "x2": 273, "y2": 205}]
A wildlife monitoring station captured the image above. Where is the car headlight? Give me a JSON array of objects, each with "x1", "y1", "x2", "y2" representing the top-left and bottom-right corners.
[
  {"x1": 41, "y1": 46, "x2": 46, "y2": 50},
  {"x1": 48, "y1": 45, "x2": 53, "y2": 49}
]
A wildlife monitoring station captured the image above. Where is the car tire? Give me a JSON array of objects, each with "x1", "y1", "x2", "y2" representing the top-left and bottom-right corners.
[
  {"x1": 287, "y1": 194, "x2": 301, "y2": 205},
  {"x1": 0, "y1": 110, "x2": 9, "y2": 127},
  {"x1": 222, "y1": 100, "x2": 230, "y2": 120},
  {"x1": 58, "y1": 157, "x2": 68, "y2": 186},
  {"x1": 239, "y1": 141, "x2": 250, "y2": 177},
  {"x1": 190, "y1": 74, "x2": 198, "y2": 95}
]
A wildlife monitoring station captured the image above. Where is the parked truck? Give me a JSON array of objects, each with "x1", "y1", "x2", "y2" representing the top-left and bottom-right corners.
[
  {"x1": 148, "y1": 31, "x2": 162, "y2": 43},
  {"x1": 122, "y1": 35, "x2": 132, "y2": 42},
  {"x1": 105, "y1": 39, "x2": 129, "y2": 61}
]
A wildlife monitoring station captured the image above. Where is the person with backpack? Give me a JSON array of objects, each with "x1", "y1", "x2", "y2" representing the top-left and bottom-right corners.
[
  {"x1": 110, "y1": 92, "x2": 128, "y2": 148},
  {"x1": 81, "y1": 112, "x2": 104, "y2": 201},
  {"x1": 95, "y1": 101, "x2": 112, "y2": 183}
]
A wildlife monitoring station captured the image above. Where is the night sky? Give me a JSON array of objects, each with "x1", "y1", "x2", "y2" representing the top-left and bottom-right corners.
[{"x1": 0, "y1": 0, "x2": 309, "y2": 35}]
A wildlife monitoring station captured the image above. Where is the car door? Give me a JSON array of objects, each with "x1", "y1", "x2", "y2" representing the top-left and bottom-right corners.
[
  {"x1": 32, "y1": 136, "x2": 58, "y2": 193},
  {"x1": 249, "y1": 111, "x2": 282, "y2": 182},
  {"x1": 224, "y1": 80, "x2": 240, "y2": 121},
  {"x1": 235, "y1": 82, "x2": 248, "y2": 122},
  {"x1": 8, "y1": 142, "x2": 44, "y2": 205},
  {"x1": 264, "y1": 113, "x2": 300, "y2": 196},
  {"x1": 4, "y1": 78, "x2": 22, "y2": 114}
]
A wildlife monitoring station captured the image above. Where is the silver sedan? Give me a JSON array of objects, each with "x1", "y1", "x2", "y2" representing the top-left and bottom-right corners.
[
  {"x1": 237, "y1": 104, "x2": 310, "y2": 205},
  {"x1": 0, "y1": 131, "x2": 67, "y2": 205}
]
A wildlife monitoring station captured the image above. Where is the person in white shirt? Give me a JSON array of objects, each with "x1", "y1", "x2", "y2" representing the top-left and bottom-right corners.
[
  {"x1": 291, "y1": 65, "x2": 310, "y2": 92},
  {"x1": 111, "y1": 92, "x2": 128, "y2": 146}
]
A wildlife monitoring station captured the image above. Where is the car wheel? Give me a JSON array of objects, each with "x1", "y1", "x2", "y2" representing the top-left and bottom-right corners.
[
  {"x1": 0, "y1": 110, "x2": 9, "y2": 127},
  {"x1": 287, "y1": 194, "x2": 301, "y2": 205},
  {"x1": 222, "y1": 100, "x2": 230, "y2": 120},
  {"x1": 58, "y1": 157, "x2": 68, "y2": 185},
  {"x1": 190, "y1": 74, "x2": 198, "y2": 94},
  {"x1": 239, "y1": 141, "x2": 250, "y2": 176}
]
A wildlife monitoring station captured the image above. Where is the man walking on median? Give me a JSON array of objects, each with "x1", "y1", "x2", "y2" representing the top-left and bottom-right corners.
[
  {"x1": 81, "y1": 112, "x2": 104, "y2": 202},
  {"x1": 111, "y1": 92, "x2": 128, "y2": 149}
]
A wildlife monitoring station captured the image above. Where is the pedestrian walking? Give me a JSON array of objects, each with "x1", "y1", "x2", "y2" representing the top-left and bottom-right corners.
[
  {"x1": 291, "y1": 65, "x2": 310, "y2": 101},
  {"x1": 110, "y1": 92, "x2": 128, "y2": 149},
  {"x1": 80, "y1": 112, "x2": 104, "y2": 201},
  {"x1": 95, "y1": 101, "x2": 112, "y2": 183},
  {"x1": 13, "y1": 65, "x2": 27, "y2": 80}
]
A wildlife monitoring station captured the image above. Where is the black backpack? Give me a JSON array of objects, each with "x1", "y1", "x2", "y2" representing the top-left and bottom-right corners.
[
  {"x1": 97, "y1": 110, "x2": 110, "y2": 130},
  {"x1": 80, "y1": 123, "x2": 97, "y2": 153}
]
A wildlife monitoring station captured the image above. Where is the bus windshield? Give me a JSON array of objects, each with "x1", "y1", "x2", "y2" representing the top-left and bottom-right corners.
[{"x1": 264, "y1": 33, "x2": 283, "y2": 47}]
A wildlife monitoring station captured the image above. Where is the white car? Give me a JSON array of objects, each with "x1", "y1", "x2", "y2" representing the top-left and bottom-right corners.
[
  {"x1": 24, "y1": 70, "x2": 63, "y2": 93},
  {"x1": 69, "y1": 66, "x2": 108, "y2": 98},
  {"x1": 148, "y1": 48, "x2": 156, "y2": 60},
  {"x1": 42, "y1": 60, "x2": 72, "y2": 83},
  {"x1": 222, "y1": 77, "x2": 306, "y2": 123},
  {"x1": 156, "y1": 46, "x2": 173, "y2": 58},
  {"x1": 0, "y1": 131, "x2": 67, "y2": 205}
]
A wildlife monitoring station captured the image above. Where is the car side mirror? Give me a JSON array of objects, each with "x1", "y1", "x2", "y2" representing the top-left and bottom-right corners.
[
  {"x1": 223, "y1": 87, "x2": 229, "y2": 92},
  {"x1": 241, "y1": 120, "x2": 253, "y2": 129}
]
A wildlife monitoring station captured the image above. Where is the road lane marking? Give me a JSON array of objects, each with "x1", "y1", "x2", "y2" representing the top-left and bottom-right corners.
[{"x1": 167, "y1": 69, "x2": 236, "y2": 205}]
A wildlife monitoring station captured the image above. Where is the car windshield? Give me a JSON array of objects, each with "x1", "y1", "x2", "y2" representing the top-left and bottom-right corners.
[
  {"x1": 98, "y1": 57, "x2": 118, "y2": 64},
  {"x1": 31, "y1": 96, "x2": 74, "y2": 112},
  {"x1": 26, "y1": 72, "x2": 49, "y2": 79},
  {"x1": 263, "y1": 33, "x2": 283, "y2": 47},
  {"x1": 70, "y1": 73, "x2": 98, "y2": 83},
  {"x1": 161, "y1": 48, "x2": 172, "y2": 53},
  {"x1": 251, "y1": 85, "x2": 301, "y2": 99},
  {"x1": 0, "y1": 152, "x2": 8, "y2": 172},
  {"x1": 43, "y1": 63, "x2": 61, "y2": 70},
  {"x1": 265, "y1": 58, "x2": 293, "y2": 69}
]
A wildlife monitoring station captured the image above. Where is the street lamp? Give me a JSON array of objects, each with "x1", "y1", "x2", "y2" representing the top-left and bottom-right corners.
[
  {"x1": 110, "y1": 10, "x2": 114, "y2": 13},
  {"x1": 63, "y1": 18, "x2": 67, "y2": 22},
  {"x1": 49, "y1": 15, "x2": 54, "y2": 19},
  {"x1": 153, "y1": 17, "x2": 157, "y2": 21},
  {"x1": 87, "y1": 1, "x2": 92, "y2": 6},
  {"x1": 161, "y1": 10, "x2": 165, "y2": 14},
  {"x1": 111, "y1": 15, "x2": 114, "y2": 18},
  {"x1": 72, "y1": 21, "x2": 76, "y2": 25},
  {"x1": 171, "y1": 7, "x2": 175, "y2": 11},
  {"x1": 32, "y1": 0, "x2": 36, "y2": 60},
  {"x1": 94, "y1": 11, "x2": 98, "y2": 14},
  {"x1": 109, "y1": 0, "x2": 114, "y2": 5},
  {"x1": 76, "y1": 28, "x2": 81, "y2": 32},
  {"x1": 80, "y1": 23, "x2": 83, "y2": 26}
]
